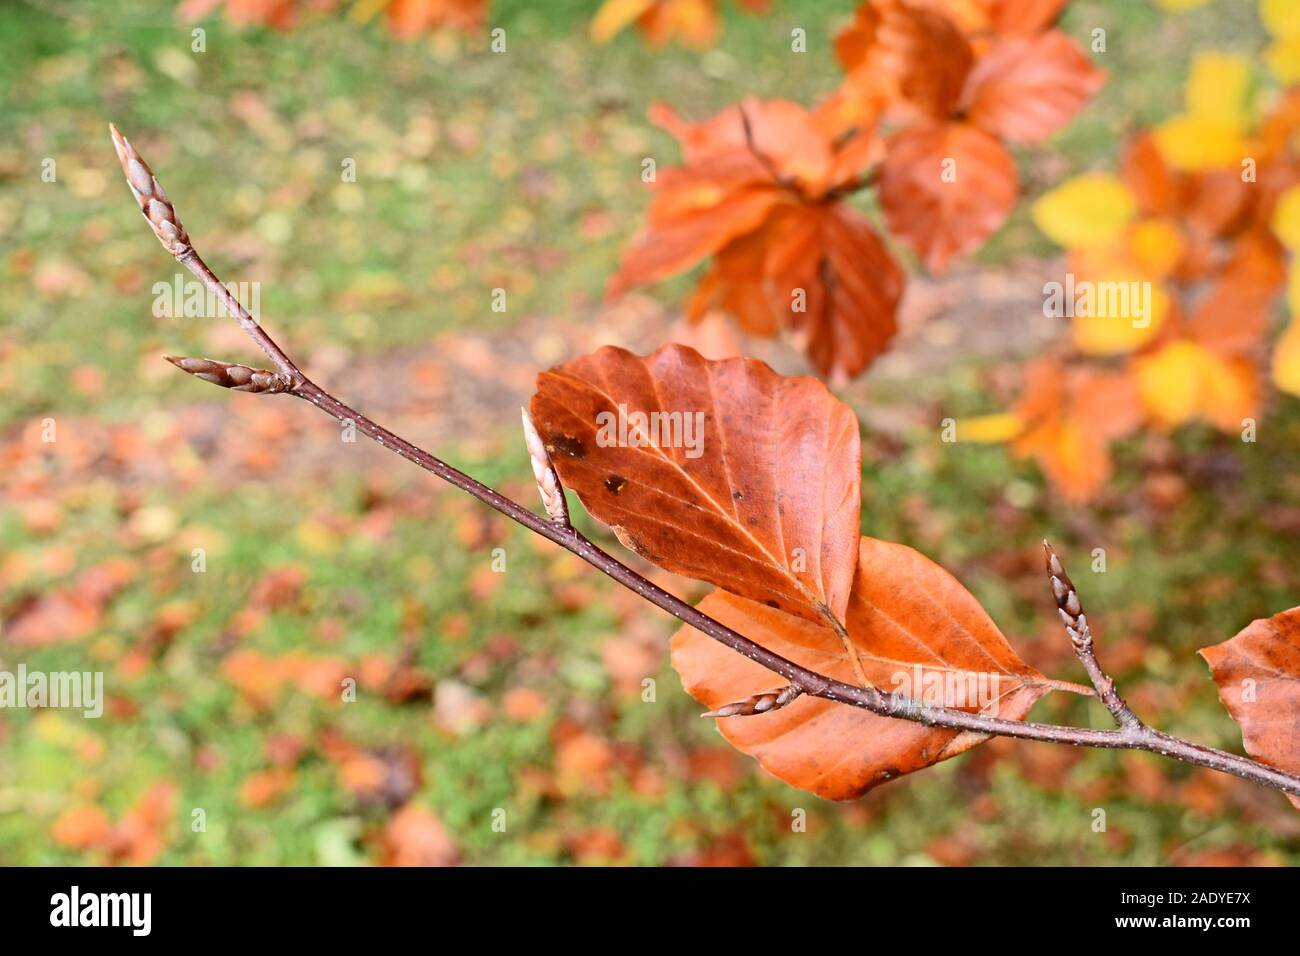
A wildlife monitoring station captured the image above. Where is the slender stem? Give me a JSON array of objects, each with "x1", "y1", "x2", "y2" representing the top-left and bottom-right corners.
[
  {"x1": 114, "y1": 126, "x2": 1300, "y2": 801},
  {"x1": 179, "y1": 251, "x2": 302, "y2": 385}
]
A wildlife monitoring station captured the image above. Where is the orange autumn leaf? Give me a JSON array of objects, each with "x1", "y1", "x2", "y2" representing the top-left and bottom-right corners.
[
  {"x1": 3, "y1": 557, "x2": 136, "y2": 647},
  {"x1": 377, "y1": 803, "x2": 460, "y2": 866},
  {"x1": 1185, "y1": 226, "x2": 1288, "y2": 353},
  {"x1": 384, "y1": 0, "x2": 485, "y2": 37},
  {"x1": 239, "y1": 767, "x2": 297, "y2": 808},
  {"x1": 1201, "y1": 607, "x2": 1300, "y2": 810},
  {"x1": 1134, "y1": 340, "x2": 1259, "y2": 432},
  {"x1": 530, "y1": 344, "x2": 861, "y2": 628},
  {"x1": 591, "y1": 0, "x2": 769, "y2": 49},
  {"x1": 671, "y1": 537, "x2": 1058, "y2": 800},
  {"x1": 1120, "y1": 133, "x2": 1181, "y2": 218},
  {"x1": 1009, "y1": 357, "x2": 1144, "y2": 502},
  {"x1": 181, "y1": 0, "x2": 484, "y2": 36},
  {"x1": 960, "y1": 30, "x2": 1106, "y2": 145},
  {"x1": 609, "y1": 99, "x2": 900, "y2": 379},
  {"x1": 877, "y1": 121, "x2": 1019, "y2": 273},
  {"x1": 832, "y1": 1, "x2": 1101, "y2": 273},
  {"x1": 111, "y1": 782, "x2": 178, "y2": 860},
  {"x1": 927, "y1": 0, "x2": 1067, "y2": 38},
  {"x1": 835, "y1": 0, "x2": 974, "y2": 123},
  {"x1": 51, "y1": 804, "x2": 112, "y2": 850},
  {"x1": 688, "y1": 202, "x2": 903, "y2": 381},
  {"x1": 177, "y1": 0, "x2": 308, "y2": 31}
]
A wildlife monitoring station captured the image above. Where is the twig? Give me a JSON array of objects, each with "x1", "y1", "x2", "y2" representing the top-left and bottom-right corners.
[
  {"x1": 1043, "y1": 541, "x2": 1143, "y2": 731},
  {"x1": 112, "y1": 125, "x2": 1300, "y2": 802}
]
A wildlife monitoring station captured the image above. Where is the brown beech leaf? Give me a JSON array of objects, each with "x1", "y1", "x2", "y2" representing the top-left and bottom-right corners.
[
  {"x1": 835, "y1": 0, "x2": 974, "y2": 122},
  {"x1": 1120, "y1": 133, "x2": 1179, "y2": 218},
  {"x1": 930, "y1": 0, "x2": 1067, "y2": 37},
  {"x1": 1008, "y1": 356, "x2": 1144, "y2": 504},
  {"x1": 688, "y1": 202, "x2": 903, "y2": 382},
  {"x1": 605, "y1": 155, "x2": 782, "y2": 298},
  {"x1": 672, "y1": 536, "x2": 1055, "y2": 800},
  {"x1": 529, "y1": 344, "x2": 860, "y2": 626},
  {"x1": 1186, "y1": 227, "x2": 1287, "y2": 354},
  {"x1": 960, "y1": 30, "x2": 1105, "y2": 145},
  {"x1": 1200, "y1": 607, "x2": 1300, "y2": 810},
  {"x1": 877, "y1": 121, "x2": 1018, "y2": 273}
]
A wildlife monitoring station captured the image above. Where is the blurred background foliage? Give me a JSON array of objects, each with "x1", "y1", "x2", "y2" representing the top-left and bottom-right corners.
[{"x1": 2, "y1": 0, "x2": 1299, "y2": 865}]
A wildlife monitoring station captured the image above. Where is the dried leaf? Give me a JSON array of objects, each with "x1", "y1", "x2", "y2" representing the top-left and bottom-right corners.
[
  {"x1": 1031, "y1": 173, "x2": 1136, "y2": 250},
  {"x1": 836, "y1": 0, "x2": 974, "y2": 122},
  {"x1": 1275, "y1": 319, "x2": 1300, "y2": 396},
  {"x1": 672, "y1": 536, "x2": 1055, "y2": 800},
  {"x1": 689, "y1": 203, "x2": 903, "y2": 381},
  {"x1": 1134, "y1": 340, "x2": 1258, "y2": 432},
  {"x1": 931, "y1": 0, "x2": 1066, "y2": 36},
  {"x1": 1009, "y1": 357, "x2": 1144, "y2": 502},
  {"x1": 1200, "y1": 607, "x2": 1300, "y2": 810},
  {"x1": 530, "y1": 344, "x2": 860, "y2": 627},
  {"x1": 961, "y1": 30, "x2": 1105, "y2": 145},
  {"x1": 877, "y1": 121, "x2": 1018, "y2": 273}
]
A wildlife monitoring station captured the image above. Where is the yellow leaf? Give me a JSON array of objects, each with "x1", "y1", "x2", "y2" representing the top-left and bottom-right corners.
[
  {"x1": 1069, "y1": 267, "x2": 1170, "y2": 356},
  {"x1": 1152, "y1": 116, "x2": 1248, "y2": 169},
  {"x1": 1272, "y1": 183, "x2": 1300, "y2": 250},
  {"x1": 1185, "y1": 53, "x2": 1252, "y2": 125},
  {"x1": 1266, "y1": 36, "x2": 1300, "y2": 82},
  {"x1": 1136, "y1": 341, "x2": 1256, "y2": 429},
  {"x1": 1288, "y1": 263, "x2": 1300, "y2": 316},
  {"x1": 1031, "y1": 174, "x2": 1136, "y2": 250},
  {"x1": 1136, "y1": 341, "x2": 1205, "y2": 427},
  {"x1": 296, "y1": 518, "x2": 339, "y2": 554},
  {"x1": 1200, "y1": 355, "x2": 1258, "y2": 431},
  {"x1": 1152, "y1": 53, "x2": 1254, "y2": 170},
  {"x1": 590, "y1": 0, "x2": 654, "y2": 43},
  {"x1": 1274, "y1": 321, "x2": 1300, "y2": 395},
  {"x1": 1129, "y1": 218, "x2": 1185, "y2": 278},
  {"x1": 960, "y1": 413, "x2": 1023, "y2": 443},
  {"x1": 1067, "y1": 244, "x2": 1171, "y2": 355},
  {"x1": 1260, "y1": 0, "x2": 1300, "y2": 37},
  {"x1": 348, "y1": 0, "x2": 388, "y2": 25}
]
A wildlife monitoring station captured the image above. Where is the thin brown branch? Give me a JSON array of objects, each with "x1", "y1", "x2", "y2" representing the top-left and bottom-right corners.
[
  {"x1": 1043, "y1": 541, "x2": 1143, "y2": 731},
  {"x1": 118, "y1": 126, "x2": 1300, "y2": 802}
]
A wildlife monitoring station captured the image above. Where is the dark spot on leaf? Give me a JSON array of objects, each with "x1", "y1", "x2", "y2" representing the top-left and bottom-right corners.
[
  {"x1": 732, "y1": 490, "x2": 744, "y2": 500},
  {"x1": 604, "y1": 474, "x2": 627, "y2": 494},
  {"x1": 765, "y1": 600, "x2": 780, "y2": 609},
  {"x1": 546, "y1": 433, "x2": 585, "y2": 459}
]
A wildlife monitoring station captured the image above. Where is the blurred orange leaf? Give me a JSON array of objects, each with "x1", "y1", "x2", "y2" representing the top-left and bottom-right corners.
[{"x1": 1201, "y1": 607, "x2": 1300, "y2": 810}]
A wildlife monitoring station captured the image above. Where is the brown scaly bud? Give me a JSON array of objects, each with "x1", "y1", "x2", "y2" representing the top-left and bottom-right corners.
[
  {"x1": 1043, "y1": 540, "x2": 1090, "y2": 648},
  {"x1": 701, "y1": 685, "x2": 803, "y2": 719},
  {"x1": 109, "y1": 124, "x2": 191, "y2": 259},
  {"x1": 521, "y1": 407, "x2": 569, "y2": 524},
  {"x1": 165, "y1": 356, "x2": 293, "y2": 393}
]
